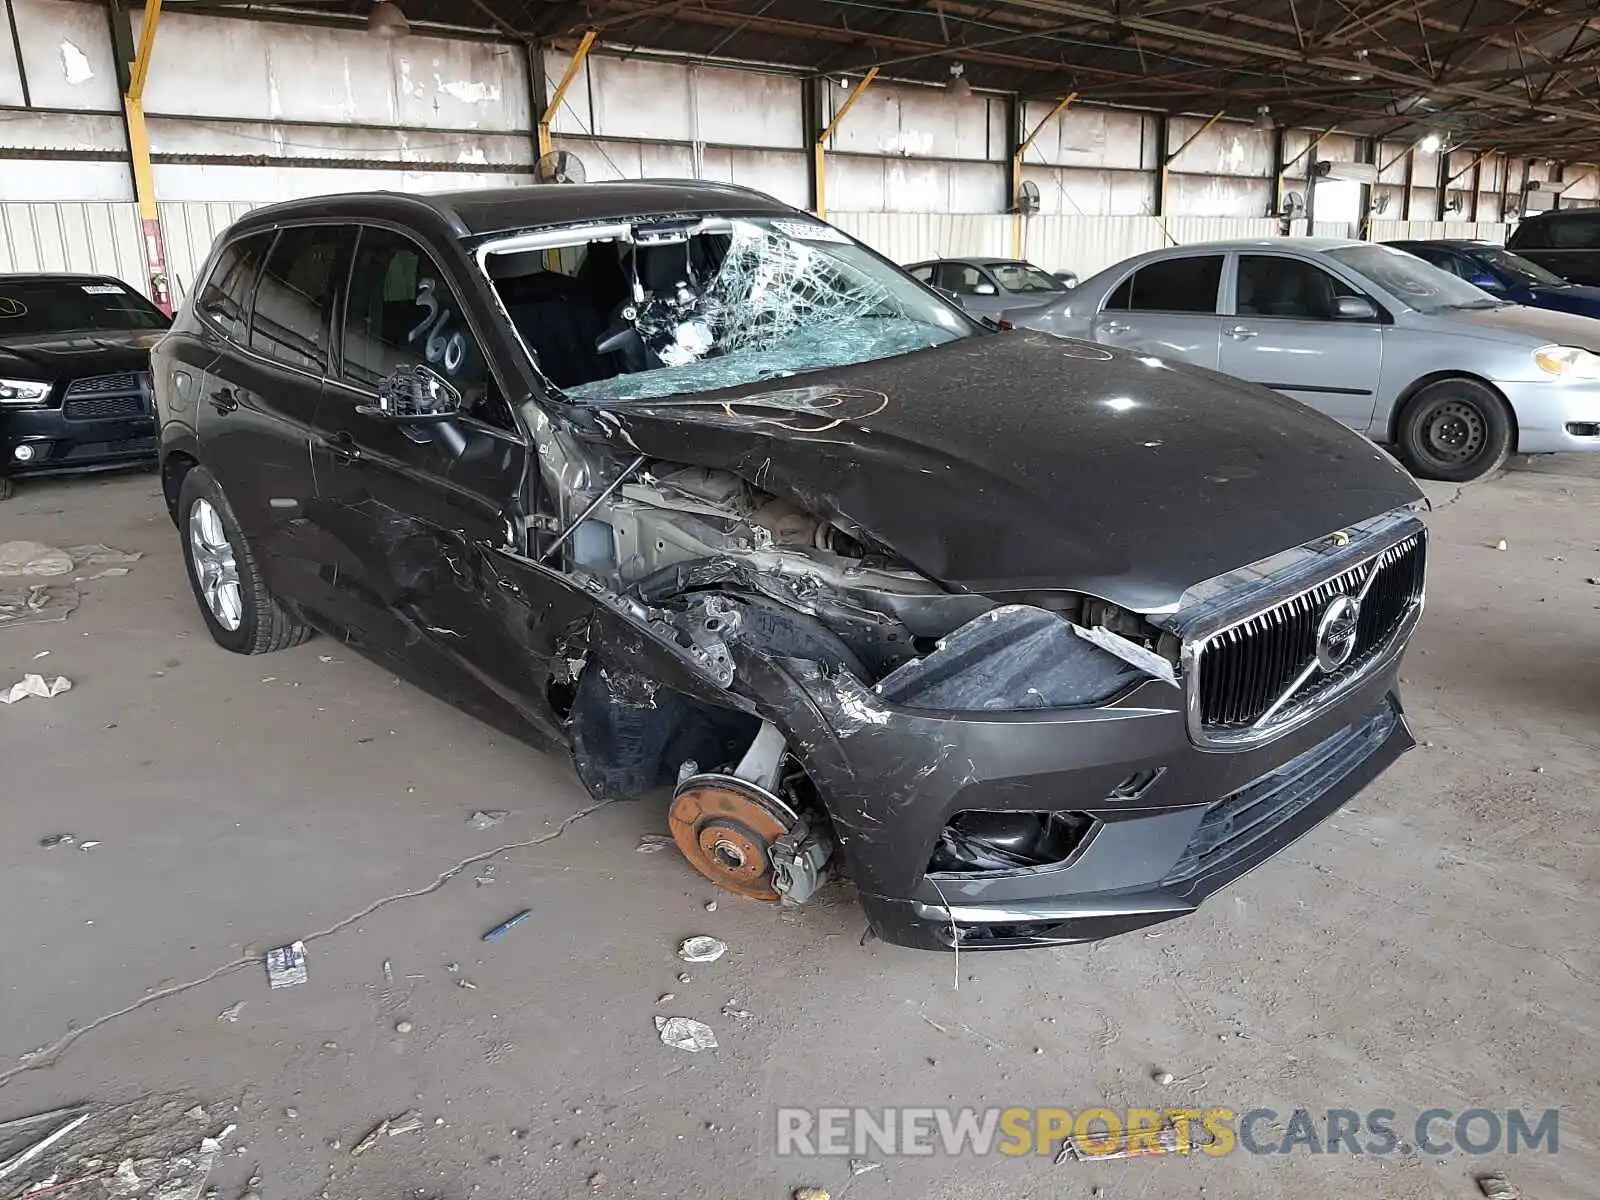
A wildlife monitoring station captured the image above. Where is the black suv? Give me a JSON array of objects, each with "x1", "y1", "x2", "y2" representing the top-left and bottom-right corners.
[
  {"x1": 1506, "y1": 208, "x2": 1600, "y2": 286},
  {"x1": 1, "y1": 273, "x2": 168, "y2": 500},
  {"x1": 154, "y1": 182, "x2": 1426, "y2": 950}
]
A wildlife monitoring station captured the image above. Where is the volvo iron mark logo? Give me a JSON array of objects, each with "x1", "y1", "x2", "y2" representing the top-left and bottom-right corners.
[{"x1": 1315, "y1": 595, "x2": 1362, "y2": 671}]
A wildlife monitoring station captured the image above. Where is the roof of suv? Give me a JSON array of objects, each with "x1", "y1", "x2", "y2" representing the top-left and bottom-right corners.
[{"x1": 229, "y1": 180, "x2": 797, "y2": 239}]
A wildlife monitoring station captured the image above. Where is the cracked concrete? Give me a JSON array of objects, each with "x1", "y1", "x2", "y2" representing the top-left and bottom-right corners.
[{"x1": 0, "y1": 460, "x2": 1597, "y2": 1200}]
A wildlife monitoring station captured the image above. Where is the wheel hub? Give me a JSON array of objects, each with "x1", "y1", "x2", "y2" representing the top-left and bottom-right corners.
[
  {"x1": 189, "y1": 498, "x2": 243, "y2": 631},
  {"x1": 1422, "y1": 399, "x2": 1486, "y2": 465},
  {"x1": 668, "y1": 776, "x2": 799, "y2": 901}
]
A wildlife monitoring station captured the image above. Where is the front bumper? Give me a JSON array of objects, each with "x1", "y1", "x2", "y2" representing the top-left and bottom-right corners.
[
  {"x1": 1497, "y1": 378, "x2": 1600, "y2": 452},
  {"x1": 2, "y1": 406, "x2": 157, "y2": 479},
  {"x1": 750, "y1": 643, "x2": 1413, "y2": 951}
]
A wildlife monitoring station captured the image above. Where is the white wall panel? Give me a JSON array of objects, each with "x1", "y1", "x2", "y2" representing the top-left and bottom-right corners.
[
  {"x1": 699, "y1": 148, "x2": 809, "y2": 209},
  {"x1": 828, "y1": 212, "x2": 1009, "y2": 264},
  {"x1": 1167, "y1": 118, "x2": 1273, "y2": 176},
  {"x1": 152, "y1": 163, "x2": 528, "y2": 204},
  {"x1": 0, "y1": 160, "x2": 132, "y2": 202},
  {"x1": 694, "y1": 66, "x2": 802, "y2": 149},
  {"x1": 0, "y1": 201, "x2": 145, "y2": 287},
  {"x1": 1367, "y1": 219, "x2": 1509, "y2": 243},
  {"x1": 146, "y1": 117, "x2": 533, "y2": 170},
  {"x1": 830, "y1": 83, "x2": 998, "y2": 161},
  {"x1": 828, "y1": 156, "x2": 1004, "y2": 214},
  {"x1": 143, "y1": 14, "x2": 528, "y2": 132},
  {"x1": 1165, "y1": 174, "x2": 1272, "y2": 218},
  {"x1": 10, "y1": 0, "x2": 120, "y2": 111},
  {"x1": 1021, "y1": 165, "x2": 1154, "y2": 216},
  {"x1": 1025, "y1": 104, "x2": 1152, "y2": 171}
]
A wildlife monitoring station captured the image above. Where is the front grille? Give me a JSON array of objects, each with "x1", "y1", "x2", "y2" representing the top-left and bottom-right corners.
[
  {"x1": 1163, "y1": 702, "x2": 1398, "y2": 888},
  {"x1": 1194, "y1": 532, "x2": 1425, "y2": 740},
  {"x1": 63, "y1": 394, "x2": 147, "y2": 420},
  {"x1": 64, "y1": 372, "x2": 142, "y2": 397}
]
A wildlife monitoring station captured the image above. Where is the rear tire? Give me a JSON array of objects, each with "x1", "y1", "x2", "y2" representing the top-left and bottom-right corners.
[
  {"x1": 177, "y1": 465, "x2": 312, "y2": 654},
  {"x1": 0, "y1": 476, "x2": 12, "y2": 502},
  {"x1": 1395, "y1": 379, "x2": 1513, "y2": 483}
]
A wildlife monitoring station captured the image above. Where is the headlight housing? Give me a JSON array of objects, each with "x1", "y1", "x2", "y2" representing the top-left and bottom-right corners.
[
  {"x1": 0, "y1": 378, "x2": 52, "y2": 406},
  {"x1": 1533, "y1": 345, "x2": 1600, "y2": 380}
]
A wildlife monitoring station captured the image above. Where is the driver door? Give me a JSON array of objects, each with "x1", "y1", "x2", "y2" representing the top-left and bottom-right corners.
[
  {"x1": 935, "y1": 261, "x2": 1006, "y2": 318},
  {"x1": 308, "y1": 224, "x2": 548, "y2": 734}
]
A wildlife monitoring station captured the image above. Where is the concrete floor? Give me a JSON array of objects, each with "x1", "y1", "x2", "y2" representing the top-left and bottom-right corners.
[{"x1": 0, "y1": 458, "x2": 1596, "y2": 1200}]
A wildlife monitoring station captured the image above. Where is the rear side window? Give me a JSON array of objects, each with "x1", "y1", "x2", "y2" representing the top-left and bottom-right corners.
[
  {"x1": 248, "y1": 226, "x2": 346, "y2": 373},
  {"x1": 935, "y1": 262, "x2": 992, "y2": 296},
  {"x1": 1514, "y1": 216, "x2": 1600, "y2": 250},
  {"x1": 1106, "y1": 255, "x2": 1224, "y2": 314},
  {"x1": 196, "y1": 233, "x2": 272, "y2": 342}
]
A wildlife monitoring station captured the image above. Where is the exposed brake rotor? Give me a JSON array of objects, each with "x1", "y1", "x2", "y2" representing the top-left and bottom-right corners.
[{"x1": 668, "y1": 775, "x2": 799, "y2": 901}]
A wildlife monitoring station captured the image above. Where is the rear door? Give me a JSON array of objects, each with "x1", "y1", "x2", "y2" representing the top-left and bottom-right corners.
[
  {"x1": 308, "y1": 224, "x2": 542, "y2": 731},
  {"x1": 195, "y1": 225, "x2": 347, "y2": 604},
  {"x1": 1219, "y1": 253, "x2": 1382, "y2": 429},
  {"x1": 1091, "y1": 253, "x2": 1224, "y2": 369}
]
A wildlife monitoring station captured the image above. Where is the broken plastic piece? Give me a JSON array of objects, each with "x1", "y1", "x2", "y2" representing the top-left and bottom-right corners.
[
  {"x1": 351, "y1": 1117, "x2": 389, "y2": 1156},
  {"x1": 1477, "y1": 1173, "x2": 1522, "y2": 1199},
  {"x1": 654, "y1": 1015, "x2": 717, "y2": 1053},
  {"x1": 1054, "y1": 1118, "x2": 1213, "y2": 1163},
  {"x1": 482, "y1": 909, "x2": 533, "y2": 942},
  {"x1": 1073, "y1": 623, "x2": 1179, "y2": 687},
  {"x1": 677, "y1": 935, "x2": 727, "y2": 963},
  {"x1": 635, "y1": 834, "x2": 676, "y2": 853},
  {"x1": 467, "y1": 810, "x2": 508, "y2": 830},
  {"x1": 1, "y1": 674, "x2": 71, "y2": 704},
  {"x1": 0, "y1": 1109, "x2": 91, "y2": 1181},
  {"x1": 0, "y1": 541, "x2": 73, "y2": 577},
  {"x1": 264, "y1": 941, "x2": 308, "y2": 989}
]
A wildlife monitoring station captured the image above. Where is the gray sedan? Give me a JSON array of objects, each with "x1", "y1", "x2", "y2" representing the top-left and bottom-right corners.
[{"x1": 1007, "y1": 237, "x2": 1600, "y2": 482}]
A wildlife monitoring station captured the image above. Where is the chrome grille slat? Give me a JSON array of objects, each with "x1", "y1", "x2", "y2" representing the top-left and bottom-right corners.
[{"x1": 1192, "y1": 533, "x2": 1425, "y2": 744}]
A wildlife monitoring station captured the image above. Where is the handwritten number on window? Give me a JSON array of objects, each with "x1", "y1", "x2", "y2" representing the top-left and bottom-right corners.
[{"x1": 405, "y1": 275, "x2": 467, "y2": 376}]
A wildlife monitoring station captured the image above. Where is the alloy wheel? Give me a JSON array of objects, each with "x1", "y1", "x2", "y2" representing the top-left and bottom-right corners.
[{"x1": 189, "y1": 497, "x2": 243, "y2": 631}]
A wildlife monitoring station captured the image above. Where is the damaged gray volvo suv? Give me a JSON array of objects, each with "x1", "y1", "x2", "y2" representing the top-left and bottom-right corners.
[{"x1": 152, "y1": 182, "x2": 1426, "y2": 950}]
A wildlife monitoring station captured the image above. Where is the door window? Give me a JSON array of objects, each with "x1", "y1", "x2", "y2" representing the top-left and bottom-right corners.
[
  {"x1": 1105, "y1": 256, "x2": 1223, "y2": 314},
  {"x1": 908, "y1": 264, "x2": 935, "y2": 284},
  {"x1": 1235, "y1": 255, "x2": 1360, "y2": 319},
  {"x1": 935, "y1": 263, "x2": 994, "y2": 296},
  {"x1": 248, "y1": 226, "x2": 346, "y2": 373},
  {"x1": 196, "y1": 233, "x2": 273, "y2": 343},
  {"x1": 341, "y1": 227, "x2": 512, "y2": 431},
  {"x1": 1545, "y1": 216, "x2": 1600, "y2": 249}
]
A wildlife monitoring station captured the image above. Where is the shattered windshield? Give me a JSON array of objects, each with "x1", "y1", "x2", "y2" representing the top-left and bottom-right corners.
[{"x1": 483, "y1": 216, "x2": 973, "y2": 403}]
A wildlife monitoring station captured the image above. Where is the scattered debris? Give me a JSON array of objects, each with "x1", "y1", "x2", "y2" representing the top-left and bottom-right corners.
[
  {"x1": 654, "y1": 1016, "x2": 718, "y2": 1053},
  {"x1": 79, "y1": 840, "x2": 100, "y2": 851},
  {"x1": 849, "y1": 1159, "x2": 882, "y2": 1176},
  {"x1": 66, "y1": 544, "x2": 142, "y2": 569},
  {"x1": 1153, "y1": 1069, "x2": 1175, "y2": 1086},
  {"x1": 264, "y1": 942, "x2": 308, "y2": 990},
  {"x1": 677, "y1": 935, "x2": 727, "y2": 963},
  {"x1": 474, "y1": 863, "x2": 498, "y2": 887},
  {"x1": 284, "y1": 1108, "x2": 298, "y2": 1120},
  {"x1": 657, "y1": 993, "x2": 675, "y2": 1004},
  {"x1": 721, "y1": 1001, "x2": 752, "y2": 1020},
  {"x1": 793, "y1": 1188, "x2": 830, "y2": 1200},
  {"x1": 1477, "y1": 1172, "x2": 1523, "y2": 1199},
  {"x1": 482, "y1": 909, "x2": 533, "y2": 942},
  {"x1": 215, "y1": 1002, "x2": 245, "y2": 1024},
  {"x1": 0, "y1": 541, "x2": 73, "y2": 577},
  {"x1": 77, "y1": 567, "x2": 131, "y2": 581},
  {"x1": 467, "y1": 810, "x2": 508, "y2": 830},
  {"x1": 587, "y1": 1170, "x2": 608, "y2": 1191},
  {"x1": 677, "y1": 971, "x2": 692, "y2": 984},
  {"x1": 457, "y1": 979, "x2": 478, "y2": 990},
  {"x1": 1587, "y1": 576, "x2": 1599, "y2": 585},
  {"x1": 1494, "y1": 539, "x2": 1508, "y2": 551},
  {"x1": 184, "y1": 1106, "x2": 207, "y2": 1123},
  {"x1": 0, "y1": 1106, "x2": 91, "y2": 1181},
  {"x1": 350, "y1": 1117, "x2": 390, "y2": 1156},
  {"x1": 0, "y1": 582, "x2": 78, "y2": 628},
  {"x1": 635, "y1": 834, "x2": 676, "y2": 853},
  {"x1": 2, "y1": 674, "x2": 72, "y2": 704},
  {"x1": 386, "y1": 1111, "x2": 424, "y2": 1137},
  {"x1": 39, "y1": 833, "x2": 77, "y2": 849},
  {"x1": 382, "y1": 960, "x2": 393, "y2": 983},
  {"x1": 1054, "y1": 1118, "x2": 1213, "y2": 1163},
  {"x1": 394, "y1": 1020, "x2": 414, "y2": 1034}
]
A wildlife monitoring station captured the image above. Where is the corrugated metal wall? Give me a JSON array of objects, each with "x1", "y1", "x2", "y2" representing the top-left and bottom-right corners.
[
  {"x1": 159, "y1": 201, "x2": 259, "y2": 303},
  {"x1": 0, "y1": 202, "x2": 147, "y2": 284}
]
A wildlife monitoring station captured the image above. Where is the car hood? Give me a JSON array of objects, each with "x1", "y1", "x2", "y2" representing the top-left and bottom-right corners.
[
  {"x1": 589, "y1": 332, "x2": 1422, "y2": 613},
  {"x1": 1524, "y1": 284, "x2": 1600, "y2": 318},
  {"x1": 1434, "y1": 302, "x2": 1600, "y2": 348},
  {"x1": 0, "y1": 329, "x2": 163, "y2": 377}
]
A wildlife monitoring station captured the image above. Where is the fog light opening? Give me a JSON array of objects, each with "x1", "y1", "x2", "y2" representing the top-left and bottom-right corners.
[
  {"x1": 12, "y1": 444, "x2": 35, "y2": 462},
  {"x1": 927, "y1": 810, "x2": 1093, "y2": 875},
  {"x1": 1565, "y1": 422, "x2": 1600, "y2": 438}
]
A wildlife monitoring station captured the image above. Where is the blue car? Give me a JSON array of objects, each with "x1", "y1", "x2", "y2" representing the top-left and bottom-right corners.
[{"x1": 1386, "y1": 238, "x2": 1600, "y2": 319}]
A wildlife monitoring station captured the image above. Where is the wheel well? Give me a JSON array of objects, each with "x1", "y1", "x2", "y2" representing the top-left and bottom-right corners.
[
  {"x1": 1386, "y1": 372, "x2": 1519, "y2": 451},
  {"x1": 161, "y1": 453, "x2": 198, "y2": 527}
]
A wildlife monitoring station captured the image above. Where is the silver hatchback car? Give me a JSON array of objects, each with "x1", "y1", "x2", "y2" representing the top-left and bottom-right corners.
[{"x1": 1008, "y1": 238, "x2": 1600, "y2": 481}]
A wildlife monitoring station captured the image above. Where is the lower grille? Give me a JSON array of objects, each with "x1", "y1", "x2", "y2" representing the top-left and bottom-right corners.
[
  {"x1": 1194, "y1": 532, "x2": 1424, "y2": 741},
  {"x1": 63, "y1": 393, "x2": 147, "y2": 420},
  {"x1": 1163, "y1": 702, "x2": 1398, "y2": 888}
]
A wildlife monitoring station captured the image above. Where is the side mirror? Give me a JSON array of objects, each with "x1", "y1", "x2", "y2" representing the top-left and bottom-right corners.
[
  {"x1": 973, "y1": 282, "x2": 999, "y2": 296},
  {"x1": 1055, "y1": 272, "x2": 1079, "y2": 289},
  {"x1": 1333, "y1": 295, "x2": 1377, "y2": 320},
  {"x1": 359, "y1": 364, "x2": 464, "y2": 424}
]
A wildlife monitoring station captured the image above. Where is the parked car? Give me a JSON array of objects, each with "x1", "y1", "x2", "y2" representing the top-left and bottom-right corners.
[
  {"x1": 1506, "y1": 208, "x2": 1600, "y2": 286},
  {"x1": 154, "y1": 183, "x2": 1423, "y2": 951},
  {"x1": 1386, "y1": 238, "x2": 1600, "y2": 318},
  {"x1": 906, "y1": 257, "x2": 1074, "y2": 319},
  {"x1": 1007, "y1": 238, "x2": 1600, "y2": 482},
  {"x1": 0, "y1": 273, "x2": 168, "y2": 500}
]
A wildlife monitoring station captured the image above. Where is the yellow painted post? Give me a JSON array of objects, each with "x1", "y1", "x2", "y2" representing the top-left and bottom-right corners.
[
  {"x1": 538, "y1": 29, "x2": 596, "y2": 161},
  {"x1": 815, "y1": 67, "x2": 877, "y2": 220},
  {"x1": 1011, "y1": 92, "x2": 1076, "y2": 259},
  {"x1": 1159, "y1": 109, "x2": 1224, "y2": 217},
  {"x1": 123, "y1": 0, "x2": 169, "y2": 312}
]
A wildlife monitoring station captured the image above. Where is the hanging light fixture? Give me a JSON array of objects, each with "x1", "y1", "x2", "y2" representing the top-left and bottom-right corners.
[
  {"x1": 1254, "y1": 104, "x2": 1274, "y2": 131},
  {"x1": 947, "y1": 62, "x2": 972, "y2": 98},
  {"x1": 368, "y1": 0, "x2": 410, "y2": 40}
]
